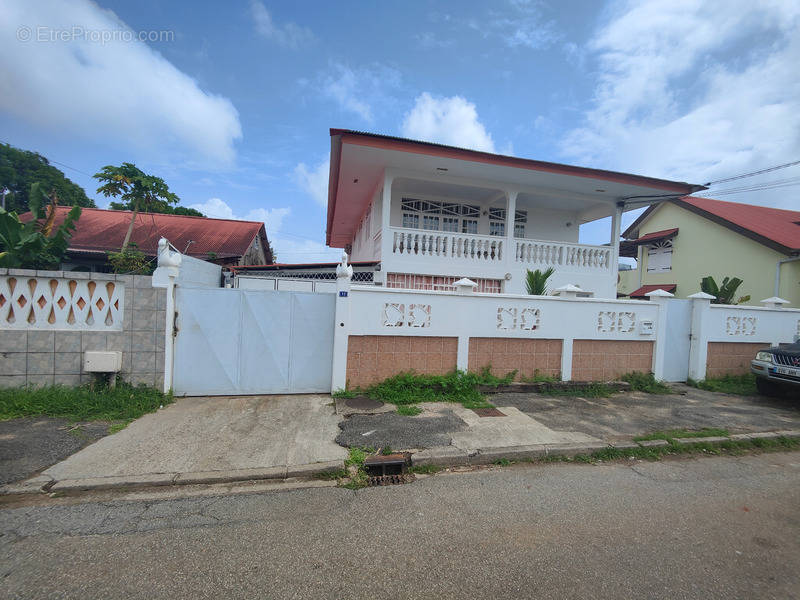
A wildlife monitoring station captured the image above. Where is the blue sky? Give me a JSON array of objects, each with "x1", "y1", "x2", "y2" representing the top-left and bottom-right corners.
[{"x1": 2, "y1": 0, "x2": 798, "y2": 262}]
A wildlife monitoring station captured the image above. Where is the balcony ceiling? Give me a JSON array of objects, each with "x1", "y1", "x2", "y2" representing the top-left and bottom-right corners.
[{"x1": 327, "y1": 130, "x2": 704, "y2": 247}]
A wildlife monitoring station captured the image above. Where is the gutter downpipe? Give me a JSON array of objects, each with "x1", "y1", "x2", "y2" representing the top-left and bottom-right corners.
[{"x1": 775, "y1": 255, "x2": 800, "y2": 297}]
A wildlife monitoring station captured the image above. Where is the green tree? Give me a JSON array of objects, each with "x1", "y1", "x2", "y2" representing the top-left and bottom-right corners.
[
  {"x1": 0, "y1": 183, "x2": 81, "y2": 269},
  {"x1": 108, "y1": 200, "x2": 204, "y2": 217},
  {"x1": 525, "y1": 267, "x2": 555, "y2": 295},
  {"x1": 700, "y1": 275, "x2": 751, "y2": 305},
  {"x1": 94, "y1": 163, "x2": 179, "y2": 252},
  {"x1": 0, "y1": 144, "x2": 95, "y2": 212}
]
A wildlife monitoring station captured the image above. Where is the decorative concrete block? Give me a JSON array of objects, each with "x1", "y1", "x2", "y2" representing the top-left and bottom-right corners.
[
  {"x1": 154, "y1": 352, "x2": 165, "y2": 373},
  {"x1": 133, "y1": 287, "x2": 157, "y2": 310},
  {"x1": 67, "y1": 271, "x2": 91, "y2": 279},
  {"x1": 154, "y1": 310, "x2": 166, "y2": 332},
  {"x1": 0, "y1": 330, "x2": 26, "y2": 353},
  {"x1": 130, "y1": 351, "x2": 155, "y2": 373},
  {"x1": 120, "y1": 351, "x2": 133, "y2": 374},
  {"x1": 0, "y1": 375, "x2": 26, "y2": 388},
  {"x1": 0, "y1": 267, "x2": 7, "y2": 275},
  {"x1": 8, "y1": 268, "x2": 37, "y2": 277},
  {"x1": 0, "y1": 354, "x2": 26, "y2": 376},
  {"x1": 54, "y1": 331, "x2": 81, "y2": 353},
  {"x1": 54, "y1": 352, "x2": 82, "y2": 375},
  {"x1": 132, "y1": 309, "x2": 157, "y2": 331},
  {"x1": 54, "y1": 374, "x2": 81, "y2": 387},
  {"x1": 155, "y1": 332, "x2": 165, "y2": 351},
  {"x1": 27, "y1": 330, "x2": 54, "y2": 352},
  {"x1": 133, "y1": 275, "x2": 152, "y2": 288},
  {"x1": 81, "y1": 332, "x2": 107, "y2": 352},
  {"x1": 27, "y1": 352, "x2": 54, "y2": 375},
  {"x1": 35, "y1": 269, "x2": 63, "y2": 278},
  {"x1": 90, "y1": 272, "x2": 116, "y2": 281},
  {"x1": 26, "y1": 374, "x2": 54, "y2": 387},
  {"x1": 131, "y1": 330, "x2": 155, "y2": 352},
  {"x1": 156, "y1": 289, "x2": 166, "y2": 310}
]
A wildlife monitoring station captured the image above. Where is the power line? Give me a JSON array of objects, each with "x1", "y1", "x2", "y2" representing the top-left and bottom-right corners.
[{"x1": 704, "y1": 159, "x2": 800, "y2": 186}]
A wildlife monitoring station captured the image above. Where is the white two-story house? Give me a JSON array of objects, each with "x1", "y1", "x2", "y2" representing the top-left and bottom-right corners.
[{"x1": 326, "y1": 130, "x2": 704, "y2": 298}]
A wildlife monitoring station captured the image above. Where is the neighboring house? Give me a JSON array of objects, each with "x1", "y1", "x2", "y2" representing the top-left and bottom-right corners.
[
  {"x1": 23, "y1": 207, "x2": 272, "y2": 271},
  {"x1": 326, "y1": 129, "x2": 703, "y2": 297},
  {"x1": 618, "y1": 196, "x2": 800, "y2": 306}
]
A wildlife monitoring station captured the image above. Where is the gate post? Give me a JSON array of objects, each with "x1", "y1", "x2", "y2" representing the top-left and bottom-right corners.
[
  {"x1": 646, "y1": 289, "x2": 674, "y2": 381},
  {"x1": 688, "y1": 292, "x2": 715, "y2": 381},
  {"x1": 151, "y1": 238, "x2": 182, "y2": 393},
  {"x1": 331, "y1": 253, "x2": 352, "y2": 392}
]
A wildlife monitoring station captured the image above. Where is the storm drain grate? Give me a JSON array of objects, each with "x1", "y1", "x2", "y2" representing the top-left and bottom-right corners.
[
  {"x1": 368, "y1": 473, "x2": 415, "y2": 486},
  {"x1": 473, "y1": 407, "x2": 506, "y2": 417}
]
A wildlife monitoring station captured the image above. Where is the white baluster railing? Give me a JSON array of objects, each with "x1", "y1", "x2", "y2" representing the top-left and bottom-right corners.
[
  {"x1": 515, "y1": 240, "x2": 611, "y2": 272},
  {"x1": 391, "y1": 228, "x2": 503, "y2": 263}
]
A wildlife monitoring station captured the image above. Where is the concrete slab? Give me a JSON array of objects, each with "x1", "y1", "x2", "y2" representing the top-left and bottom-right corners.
[
  {"x1": 449, "y1": 405, "x2": 600, "y2": 453},
  {"x1": 637, "y1": 439, "x2": 670, "y2": 447},
  {"x1": 673, "y1": 436, "x2": 730, "y2": 445},
  {"x1": 50, "y1": 473, "x2": 177, "y2": 492},
  {"x1": 44, "y1": 395, "x2": 348, "y2": 481}
]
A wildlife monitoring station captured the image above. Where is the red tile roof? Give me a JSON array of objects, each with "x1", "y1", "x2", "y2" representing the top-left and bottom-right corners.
[
  {"x1": 630, "y1": 228, "x2": 679, "y2": 245},
  {"x1": 678, "y1": 196, "x2": 800, "y2": 253},
  {"x1": 628, "y1": 284, "x2": 677, "y2": 298},
  {"x1": 24, "y1": 207, "x2": 269, "y2": 260}
]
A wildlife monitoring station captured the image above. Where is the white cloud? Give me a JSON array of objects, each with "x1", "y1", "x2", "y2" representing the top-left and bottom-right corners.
[
  {"x1": 189, "y1": 197, "x2": 290, "y2": 232},
  {"x1": 561, "y1": 1, "x2": 800, "y2": 208},
  {"x1": 250, "y1": 1, "x2": 313, "y2": 48},
  {"x1": 401, "y1": 93, "x2": 496, "y2": 152},
  {"x1": 294, "y1": 158, "x2": 330, "y2": 207},
  {"x1": 319, "y1": 62, "x2": 402, "y2": 123},
  {"x1": 0, "y1": 0, "x2": 242, "y2": 166}
]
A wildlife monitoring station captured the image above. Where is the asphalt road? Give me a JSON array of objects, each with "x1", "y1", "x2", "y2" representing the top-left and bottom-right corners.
[{"x1": 2, "y1": 452, "x2": 799, "y2": 599}]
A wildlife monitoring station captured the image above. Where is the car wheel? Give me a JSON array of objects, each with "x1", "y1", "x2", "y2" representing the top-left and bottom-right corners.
[{"x1": 755, "y1": 377, "x2": 781, "y2": 398}]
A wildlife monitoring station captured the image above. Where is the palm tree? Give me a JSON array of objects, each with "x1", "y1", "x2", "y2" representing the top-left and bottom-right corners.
[
  {"x1": 525, "y1": 267, "x2": 555, "y2": 295},
  {"x1": 93, "y1": 163, "x2": 179, "y2": 252}
]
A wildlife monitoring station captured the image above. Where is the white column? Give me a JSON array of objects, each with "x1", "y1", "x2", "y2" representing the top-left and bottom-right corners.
[
  {"x1": 330, "y1": 253, "x2": 353, "y2": 392},
  {"x1": 378, "y1": 171, "x2": 394, "y2": 286},
  {"x1": 151, "y1": 238, "x2": 181, "y2": 393},
  {"x1": 610, "y1": 201, "x2": 623, "y2": 273},
  {"x1": 646, "y1": 289, "x2": 675, "y2": 381},
  {"x1": 505, "y1": 190, "x2": 517, "y2": 270},
  {"x1": 688, "y1": 292, "x2": 715, "y2": 381}
]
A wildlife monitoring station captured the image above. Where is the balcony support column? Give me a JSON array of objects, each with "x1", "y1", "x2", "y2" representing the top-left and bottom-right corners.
[
  {"x1": 610, "y1": 201, "x2": 623, "y2": 272},
  {"x1": 504, "y1": 190, "x2": 518, "y2": 280},
  {"x1": 378, "y1": 171, "x2": 394, "y2": 285}
]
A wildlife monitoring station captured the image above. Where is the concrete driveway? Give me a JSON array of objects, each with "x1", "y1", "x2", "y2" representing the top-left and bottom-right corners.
[
  {"x1": 337, "y1": 385, "x2": 800, "y2": 450},
  {"x1": 42, "y1": 395, "x2": 347, "y2": 483}
]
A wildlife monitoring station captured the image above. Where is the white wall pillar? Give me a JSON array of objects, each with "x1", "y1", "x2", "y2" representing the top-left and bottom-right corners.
[
  {"x1": 560, "y1": 338, "x2": 573, "y2": 382},
  {"x1": 378, "y1": 170, "x2": 394, "y2": 285},
  {"x1": 646, "y1": 289, "x2": 675, "y2": 380},
  {"x1": 151, "y1": 238, "x2": 181, "y2": 393},
  {"x1": 331, "y1": 253, "x2": 353, "y2": 392},
  {"x1": 457, "y1": 336, "x2": 469, "y2": 371},
  {"x1": 688, "y1": 292, "x2": 715, "y2": 381}
]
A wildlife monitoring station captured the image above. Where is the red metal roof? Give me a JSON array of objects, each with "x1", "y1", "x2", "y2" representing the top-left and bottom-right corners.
[
  {"x1": 678, "y1": 196, "x2": 800, "y2": 253},
  {"x1": 628, "y1": 284, "x2": 677, "y2": 298},
  {"x1": 24, "y1": 207, "x2": 269, "y2": 260},
  {"x1": 630, "y1": 228, "x2": 679, "y2": 245}
]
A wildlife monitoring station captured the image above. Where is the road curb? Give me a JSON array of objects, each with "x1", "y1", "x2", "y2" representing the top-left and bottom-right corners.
[{"x1": 3, "y1": 460, "x2": 347, "y2": 496}]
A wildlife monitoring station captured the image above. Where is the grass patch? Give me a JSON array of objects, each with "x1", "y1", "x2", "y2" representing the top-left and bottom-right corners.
[
  {"x1": 520, "y1": 370, "x2": 559, "y2": 384},
  {"x1": 0, "y1": 383, "x2": 171, "y2": 422},
  {"x1": 396, "y1": 405, "x2": 422, "y2": 416},
  {"x1": 340, "y1": 368, "x2": 513, "y2": 412},
  {"x1": 621, "y1": 372, "x2": 672, "y2": 394},
  {"x1": 538, "y1": 383, "x2": 618, "y2": 398},
  {"x1": 107, "y1": 421, "x2": 131, "y2": 435},
  {"x1": 687, "y1": 374, "x2": 757, "y2": 396},
  {"x1": 315, "y1": 468, "x2": 349, "y2": 480},
  {"x1": 634, "y1": 427, "x2": 729, "y2": 442},
  {"x1": 409, "y1": 464, "x2": 442, "y2": 475}
]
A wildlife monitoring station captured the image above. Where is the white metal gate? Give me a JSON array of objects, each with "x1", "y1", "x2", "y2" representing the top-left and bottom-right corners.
[
  {"x1": 172, "y1": 288, "x2": 335, "y2": 396},
  {"x1": 662, "y1": 298, "x2": 692, "y2": 382}
]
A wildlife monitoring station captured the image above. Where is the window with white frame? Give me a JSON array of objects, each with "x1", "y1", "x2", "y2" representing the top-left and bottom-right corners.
[
  {"x1": 401, "y1": 198, "x2": 482, "y2": 235},
  {"x1": 647, "y1": 240, "x2": 673, "y2": 272},
  {"x1": 462, "y1": 219, "x2": 478, "y2": 234},
  {"x1": 489, "y1": 207, "x2": 505, "y2": 236}
]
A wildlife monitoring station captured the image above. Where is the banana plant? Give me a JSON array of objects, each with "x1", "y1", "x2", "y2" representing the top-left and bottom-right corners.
[
  {"x1": 700, "y1": 275, "x2": 751, "y2": 305},
  {"x1": 0, "y1": 183, "x2": 81, "y2": 269},
  {"x1": 525, "y1": 267, "x2": 555, "y2": 295}
]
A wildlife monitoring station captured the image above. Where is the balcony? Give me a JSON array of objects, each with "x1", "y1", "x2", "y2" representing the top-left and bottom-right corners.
[{"x1": 389, "y1": 226, "x2": 611, "y2": 274}]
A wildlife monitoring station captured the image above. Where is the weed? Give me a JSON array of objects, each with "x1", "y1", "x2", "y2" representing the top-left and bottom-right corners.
[
  {"x1": 687, "y1": 374, "x2": 757, "y2": 396},
  {"x1": 520, "y1": 370, "x2": 559, "y2": 384},
  {"x1": 0, "y1": 382, "x2": 171, "y2": 422},
  {"x1": 332, "y1": 389, "x2": 357, "y2": 399},
  {"x1": 107, "y1": 421, "x2": 131, "y2": 435},
  {"x1": 396, "y1": 405, "x2": 422, "y2": 416},
  {"x1": 381, "y1": 445, "x2": 393, "y2": 455},
  {"x1": 315, "y1": 468, "x2": 349, "y2": 480},
  {"x1": 493, "y1": 458, "x2": 513, "y2": 466},
  {"x1": 634, "y1": 427, "x2": 729, "y2": 442},
  {"x1": 621, "y1": 372, "x2": 672, "y2": 394},
  {"x1": 409, "y1": 464, "x2": 442, "y2": 474}
]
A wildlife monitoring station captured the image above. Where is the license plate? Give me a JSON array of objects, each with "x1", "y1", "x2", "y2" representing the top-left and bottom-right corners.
[{"x1": 774, "y1": 365, "x2": 800, "y2": 377}]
